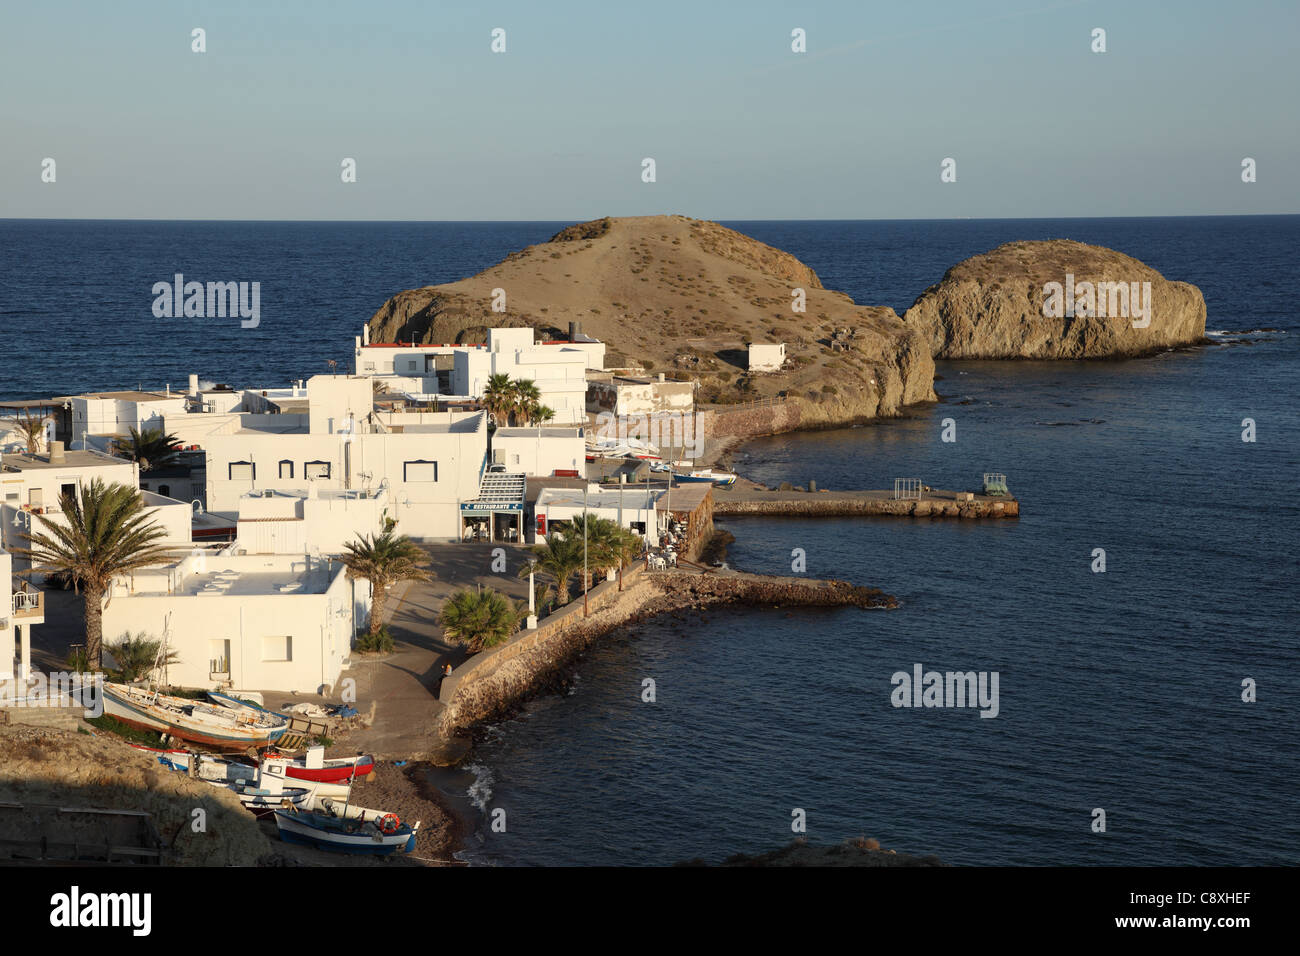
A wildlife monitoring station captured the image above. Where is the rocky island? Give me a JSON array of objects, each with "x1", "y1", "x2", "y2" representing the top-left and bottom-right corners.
[{"x1": 904, "y1": 239, "x2": 1207, "y2": 359}]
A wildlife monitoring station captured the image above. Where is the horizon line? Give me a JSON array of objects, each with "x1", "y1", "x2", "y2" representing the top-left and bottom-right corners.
[{"x1": 2, "y1": 213, "x2": 1297, "y2": 225}]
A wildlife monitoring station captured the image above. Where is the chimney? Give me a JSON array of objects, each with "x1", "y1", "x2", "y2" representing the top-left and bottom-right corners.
[
  {"x1": 48, "y1": 440, "x2": 65, "y2": 464},
  {"x1": 362, "y1": 325, "x2": 370, "y2": 346},
  {"x1": 188, "y1": 374, "x2": 199, "y2": 397},
  {"x1": 569, "y1": 321, "x2": 581, "y2": 342},
  {"x1": 658, "y1": 373, "x2": 665, "y2": 383}
]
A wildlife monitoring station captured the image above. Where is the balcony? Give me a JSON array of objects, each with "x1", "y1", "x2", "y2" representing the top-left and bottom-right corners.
[{"x1": 12, "y1": 589, "x2": 43, "y2": 622}]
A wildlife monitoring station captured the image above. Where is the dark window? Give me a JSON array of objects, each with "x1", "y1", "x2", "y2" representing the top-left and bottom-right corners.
[
  {"x1": 403, "y1": 460, "x2": 438, "y2": 482},
  {"x1": 304, "y1": 460, "x2": 331, "y2": 479},
  {"x1": 279, "y1": 459, "x2": 294, "y2": 479},
  {"x1": 158, "y1": 484, "x2": 171, "y2": 498},
  {"x1": 229, "y1": 461, "x2": 255, "y2": 480}
]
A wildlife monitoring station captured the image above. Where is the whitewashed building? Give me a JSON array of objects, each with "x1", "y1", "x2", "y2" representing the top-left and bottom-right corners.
[
  {"x1": 748, "y1": 342, "x2": 786, "y2": 372},
  {"x1": 202, "y1": 374, "x2": 488, "y2": 542},
  {"x1": 354, "y1": 326, "x2": 604, "y2": 425},
  {"x1": 100, "y1": 552, "x2": 367, "y2": 695},
  {"x1": 491, "y1": 426, "x2": 585, "y2": 477},
  {"x1": 1, "y1": 544, "x2": 43, "y2": 683}
]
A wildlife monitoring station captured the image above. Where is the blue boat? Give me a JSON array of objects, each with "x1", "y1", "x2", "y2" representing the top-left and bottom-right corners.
[
  {"x1": 671, "y1": 469, "x2": 737, "y2": 487},
  {"x1": 273, "y1": 807, "x2": 418, "y2": 856}
]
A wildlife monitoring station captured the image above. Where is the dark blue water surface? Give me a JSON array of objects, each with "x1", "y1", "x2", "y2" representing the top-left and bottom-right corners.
[{"x1": 1, "y1": 217, "x2": 1297, "y2": 865}]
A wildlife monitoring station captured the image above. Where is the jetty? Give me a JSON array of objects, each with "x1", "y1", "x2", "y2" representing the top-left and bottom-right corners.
[{"x1": 712, "y1": 483, "x2": 1019, "y2": 519}]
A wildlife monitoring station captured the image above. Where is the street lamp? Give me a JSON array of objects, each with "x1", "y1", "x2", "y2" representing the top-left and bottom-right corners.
[{"x1": 582, "y1": 483, "x2": 589, "y2": 617}]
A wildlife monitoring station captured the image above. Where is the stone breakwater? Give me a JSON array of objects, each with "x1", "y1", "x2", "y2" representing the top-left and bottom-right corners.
[
  {"x1": 433, "y1": 569, "x2": 895, "y2": 743},
  {"x1": 713, "y1": 491, "x2": 1019, "y2": 519}
]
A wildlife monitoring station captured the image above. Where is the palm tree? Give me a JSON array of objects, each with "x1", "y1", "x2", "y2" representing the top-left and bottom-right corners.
[
  {"x1": 13, "y1": 410, "x2": 48, "y2": 455},
  {"x1": 565, "y1": 513, "x2": 621, "y2": 588},
  {"x1": 509, "y1": 379, "x2": 542, "y2": 426},
  {"x1": 482, "y1": 373, "x2": 514, "y2": 426},
  {"x1": 106, "y1": 632, "x2": 180, "y2": 683},
  {"x1": 114, "y1": 426, "x2": 182, "y2": 472},
  {"x1": 439, "y1": 587, "x2": 523, "y2": 653},
  {"x1": 340, "y1": 527, "x2": 433, "y2": 639},
  {"x1": 16, "y1": 479, "x2": 174, "y2": 666},
  {"x1": 519, "y1": 532, "x2": 585, "y2": 606},
  {"x1": 530, "y1": 405, "x2": 556, "y2": 426},
  {"x1": 608, "y1": 525, "x2": 645, "y2": 591}
]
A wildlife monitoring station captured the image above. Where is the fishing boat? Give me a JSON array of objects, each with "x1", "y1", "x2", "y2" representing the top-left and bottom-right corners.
[
  {"x1": 141, "y1": 746, "x2": 354, "y2": 809},
  {"x1": 273, "y1": 807, "x2": 418, "y2": 855},
  {"x1": 230, "y1": 782, "x2": 313, "y2": 819},
  {"x1": 671, "y1": 468, "x2": 737, "y2": 487},
  {"x1": 258, "y1": 745, "x2": 376, "y2": 784},
  {"x1": 133, "y1": 745, "x2": 259, "y2": 785},
  {"x1": 104, "y1": 683, "x2": 288, "y2": 750}
]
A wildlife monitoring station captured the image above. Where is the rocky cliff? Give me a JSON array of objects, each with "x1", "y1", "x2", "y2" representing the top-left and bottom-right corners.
[
  {"x1": 903, "y1": 240, "x2": 1207, "y2": 359},
  {"x1": 365, "y1": 215, "x2": 936, "y2": 421}
]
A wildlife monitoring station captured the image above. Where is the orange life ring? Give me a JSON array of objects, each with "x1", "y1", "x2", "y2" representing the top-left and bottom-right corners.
[{"x1": 378, "y1": 813, "x2": 401, "y2": 834}]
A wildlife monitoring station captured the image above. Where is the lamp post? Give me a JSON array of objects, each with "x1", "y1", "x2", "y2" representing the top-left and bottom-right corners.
[
  {"x1": 582, "y1": 483, "x2": 589, "y2": 617},
  {"x1": 527, "y1": 561, "x2": 538, "y2": 629}
]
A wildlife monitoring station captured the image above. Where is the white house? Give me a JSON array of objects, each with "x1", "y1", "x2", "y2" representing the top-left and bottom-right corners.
[
  {"x1": 748, "y1": 342, "x2": 786, "y2": 372},
  {"x1": 354, "y1": 326, "x2": 605, "y2": 425},
  {"x1": 0, "y1": 444, "x2": 138, "y2": 517},
  {"x1": 491, "y1": 426, "x2": 585, "y2": 477},
  {"x1": 68, "y1": 389, "x2": 190, "y2": 448},
  {"x1": 202, "y1": 375, "x2": 489, "y2": 541},
  {"x1": 533, "y1": 484, "x2": 665, "y2": 546},
  {"x1": 236, "y1": 485, "x2": 392, "y2": 556},
  {"x1": 1, "y1": 544, "x2": 44, "y2": 683},
  {"x1": 100, "y1": 552, "x2": 367, "y2": 695}
]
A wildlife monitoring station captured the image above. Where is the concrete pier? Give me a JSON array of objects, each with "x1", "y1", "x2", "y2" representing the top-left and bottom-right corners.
[{"x1": 712, "y1": 485, "x2": 1019, "y2": 519}]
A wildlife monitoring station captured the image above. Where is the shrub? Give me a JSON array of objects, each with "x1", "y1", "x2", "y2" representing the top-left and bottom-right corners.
[{"x1": 355, "y1": 625, "x2": 395, "y2": 654}]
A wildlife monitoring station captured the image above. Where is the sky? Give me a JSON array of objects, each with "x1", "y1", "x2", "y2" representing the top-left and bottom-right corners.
[{"x1": 0, "y1": 0, "x2": 1296, "y2": 221}]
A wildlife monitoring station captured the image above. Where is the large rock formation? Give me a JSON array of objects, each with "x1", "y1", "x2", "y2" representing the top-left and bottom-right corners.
[
  {"x1": 365, "y1": 215, "x2": 936, "y2": 422},
  {"x1": 903, "y1": 240, "x2": 1207, "y2": 359}
]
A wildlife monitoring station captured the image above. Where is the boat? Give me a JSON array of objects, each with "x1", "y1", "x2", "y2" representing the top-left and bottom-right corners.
[
  {"x1": 671, "y1": 469, "x2": 737, "y2": 487},
  {"x1": 230, "y1": 782, "x2": 313, "y2": 819},
  {"x1": 104, "y1": 683, "x2": 288, "y2": 750},
  {"x1": 273, "y1": 807, "x2": 419, "y2": 856},
  {"x1": 141, "y1": 747, "x2": 354, "y2": 809},
  {"x1": 259, "y1": 745, "x2": 376, "y2": 784}
]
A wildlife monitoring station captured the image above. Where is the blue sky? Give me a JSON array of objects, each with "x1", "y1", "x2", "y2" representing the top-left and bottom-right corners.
[{"x1": 1, "y1": 0, "x2": 1295, "y2": 220}]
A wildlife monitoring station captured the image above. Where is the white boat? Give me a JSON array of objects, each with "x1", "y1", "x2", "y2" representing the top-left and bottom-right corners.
[
  {"x1": 273, "y1": 807, "x2": 418, "y2": 856},
  {"x1": 672, "y1": 469, "x2": 737, "y2": 487},
  {"x1": 139, "y1": 746, "x2": 354, "y2": 810},
  {"x1": 104, "y1": 683, "x2": 288, "y2": 750}
]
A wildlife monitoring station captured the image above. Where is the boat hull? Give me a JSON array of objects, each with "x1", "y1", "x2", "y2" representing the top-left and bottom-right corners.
[
  {"x1": 273, "y1": 810, "x2": 416, "y2": 856},
  {"x1": 104, "y1": 685, "x2": 286, "y2": 751}
]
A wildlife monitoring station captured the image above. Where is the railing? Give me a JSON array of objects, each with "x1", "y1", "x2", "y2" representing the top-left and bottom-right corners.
[
  {"x1": 701, "y1": 395, "x2": 788, "y2": 411},
  {"x1": 12, "y1": 590, "x2": 42, "y2": 615}
]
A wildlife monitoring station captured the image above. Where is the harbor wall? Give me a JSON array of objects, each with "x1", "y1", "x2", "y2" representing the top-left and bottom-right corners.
[
  {"x1": 433, "y1": 568, "x2": 896, "y2": 739},
  {"x1": 714, "y1": 496, "x2": 1019, "y2": 519}
]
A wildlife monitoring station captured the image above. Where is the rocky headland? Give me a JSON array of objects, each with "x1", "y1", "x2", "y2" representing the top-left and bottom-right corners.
[{"x1": 366, "y1": 215, "x2": 936, "y2": 425}]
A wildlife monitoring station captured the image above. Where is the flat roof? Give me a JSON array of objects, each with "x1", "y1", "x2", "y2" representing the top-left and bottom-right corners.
[
  {"x1": 73, "y1": 390, "x2": 180, "y2": 403},
  {"x1": 536, "y1": 486, "x2": 662, "y2": 511},
  {"x1": 495, "y1": 427, "x2": 583, "y2": 438},
  {"x1": 1, "y1": 449, "x2": 131, "y2": 471}
]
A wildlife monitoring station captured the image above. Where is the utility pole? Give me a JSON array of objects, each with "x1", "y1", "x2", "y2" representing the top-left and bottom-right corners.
[{"x1": 582, "y1": 483, "x2": 589, "y2": 617}]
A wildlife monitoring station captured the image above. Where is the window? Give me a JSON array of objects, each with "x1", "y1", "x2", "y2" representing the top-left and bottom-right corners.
[
  {"x1": 229, "y1": 461, "x2": 255, "y2": 481},
  {"x1": 158, "y1": 484, "x2": 171, "y2": 498},
  {"x1": 278, "y1": 459, "x2": 294, "y2": 479},
  {"x1": 404, "y1": 460, "x2": 438, "y2": 482},
  {"x1": 261, "y1": 636, "x2": 292, "y2": 662},
  {"x1": 304, "y1": 460, "x2": 331, "y2": 480}
]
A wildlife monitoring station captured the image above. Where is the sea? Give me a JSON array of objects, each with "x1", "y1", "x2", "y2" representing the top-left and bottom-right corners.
[{"x1": 1, "y1": 216, "x2": 1296, "y2": 866}]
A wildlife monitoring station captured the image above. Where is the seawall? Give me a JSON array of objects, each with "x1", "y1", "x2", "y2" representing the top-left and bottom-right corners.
[
  {"x1": 433, "y1": 567, "x2": 895, "y2": 743},
  {"x1": 713, "y1": 487, "x2": 1019, "y2": 519}
]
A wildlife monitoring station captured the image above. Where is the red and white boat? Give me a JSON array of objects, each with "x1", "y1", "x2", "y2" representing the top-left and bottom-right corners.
[{"x1": 262, "y1": 746, "x2": 376, "y2": 784}]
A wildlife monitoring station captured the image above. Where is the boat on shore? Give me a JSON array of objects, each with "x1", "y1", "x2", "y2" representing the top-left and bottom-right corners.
[
  {"x1": 104, "y1": 683, "x2": 288, "y2": 750},
  {"x1": 672, "y1": 469, "x2": 737, "y2": 487},
  {"x1": 274, "y1": 807, "x2": 418, "y2": 855},
  {"x1": 139, "y1": 747, "x2": 355, "y2": 808},
  {"x1": 259, "y1": 747, "x2": 376, "y2": 784}
]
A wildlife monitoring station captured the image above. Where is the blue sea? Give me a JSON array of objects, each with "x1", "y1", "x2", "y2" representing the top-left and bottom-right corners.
[{"x1": 1, "y1": 216, "x2": 1296, "y2": 866}]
